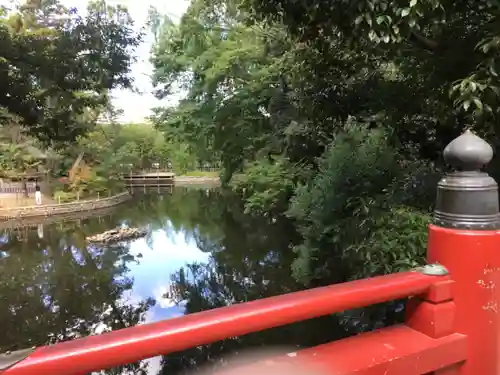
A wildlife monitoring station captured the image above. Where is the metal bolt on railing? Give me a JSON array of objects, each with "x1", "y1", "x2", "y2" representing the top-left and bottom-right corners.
[{"x1": 414, "y1": 264, "x2": 449, "y2": 276}]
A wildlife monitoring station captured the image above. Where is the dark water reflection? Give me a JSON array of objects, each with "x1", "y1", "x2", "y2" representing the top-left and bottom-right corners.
[{"x1": 0, "y1": 187, "x2": 345, "y2": 375}]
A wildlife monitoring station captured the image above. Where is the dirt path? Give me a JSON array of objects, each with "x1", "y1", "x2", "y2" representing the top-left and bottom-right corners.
[{"x1": 0, "y1": 193, "x2": 55, "y2": 208}]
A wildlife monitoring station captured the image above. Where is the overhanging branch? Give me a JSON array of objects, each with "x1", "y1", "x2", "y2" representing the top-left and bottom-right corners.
[{"x1": 410, "y1": 30, "x2": 439, "y2": 52}]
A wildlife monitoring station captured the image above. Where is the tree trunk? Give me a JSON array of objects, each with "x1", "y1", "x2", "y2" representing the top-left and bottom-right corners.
[{"x1": 22, "y1": 179, "x2": 28, "y2": 197}]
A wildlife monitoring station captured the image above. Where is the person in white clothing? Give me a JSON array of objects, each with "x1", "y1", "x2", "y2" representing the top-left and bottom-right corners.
[{"x1": 35, "y1": 183, "x2": 42, "y2": 205}]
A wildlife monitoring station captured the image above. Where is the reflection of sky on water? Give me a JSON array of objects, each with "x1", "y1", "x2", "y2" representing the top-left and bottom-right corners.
[
  {"x1": 109, "y1": 221, "x2": 210, "y2": 375},
  {"x1": 123, "y1": 221, "x2": 210, "y2": 323}
]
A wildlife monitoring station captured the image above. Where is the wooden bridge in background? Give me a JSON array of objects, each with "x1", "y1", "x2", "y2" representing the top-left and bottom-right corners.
[
  {"x1": 1, "y1": 130, "x2": 498, "y2": 375},
  {"x1": 122, "y1": 171, "x2": 175, "y2": 187}
]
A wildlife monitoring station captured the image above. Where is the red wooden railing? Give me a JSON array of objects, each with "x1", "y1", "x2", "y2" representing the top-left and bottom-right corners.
[{"x1": 1, "y1": 130, "x2": 499, "y2": 375}]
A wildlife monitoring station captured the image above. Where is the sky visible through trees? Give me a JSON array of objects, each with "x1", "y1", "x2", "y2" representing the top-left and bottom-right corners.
[{"x1": 47, "y1": 0, "x2": 191, "y2": 123}]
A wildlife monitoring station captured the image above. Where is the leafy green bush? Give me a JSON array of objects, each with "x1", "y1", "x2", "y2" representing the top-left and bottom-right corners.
[
  {"x1": 83, "y1": 172, "x2": 109, "y2": 195},
  {"x1": 230, "y1": 157, "x2": 297, "y2": 215},
  {"x1": 288, "y1": 123, "x2": 433, "y2": 285}
]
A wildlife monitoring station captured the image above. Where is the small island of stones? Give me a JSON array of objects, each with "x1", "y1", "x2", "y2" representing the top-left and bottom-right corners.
[{"x1": 86, "y1": 227, "x2": 147, "y2": 244}]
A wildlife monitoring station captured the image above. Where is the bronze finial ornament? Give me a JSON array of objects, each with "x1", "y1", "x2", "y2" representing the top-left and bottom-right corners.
[{"x1": 434, "y1": 130, "x2": 500, "y2": 230}]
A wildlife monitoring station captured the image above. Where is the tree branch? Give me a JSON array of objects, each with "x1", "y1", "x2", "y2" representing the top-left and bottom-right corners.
[{"x1": 409, "y1": 30, "x2": 440, "y2": 52}]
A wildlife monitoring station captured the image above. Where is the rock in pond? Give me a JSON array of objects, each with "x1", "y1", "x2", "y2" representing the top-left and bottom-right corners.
[{"x1": 86, "y1": 227, "x2": 147, "y2": 244}]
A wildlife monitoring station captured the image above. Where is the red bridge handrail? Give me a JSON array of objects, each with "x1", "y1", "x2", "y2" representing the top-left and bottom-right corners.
[{"x1": 0, "y1": 271, "x2": 443, "y2": 375}]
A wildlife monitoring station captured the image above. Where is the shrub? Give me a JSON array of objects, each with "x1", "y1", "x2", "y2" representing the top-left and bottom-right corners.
[
  {"x1": 84, "y1": 173, "x2": 109, "y2": 195},
  {"x1": 288, "y1": 123, "x2": 432, "y2": 285},
  {"x1": 230, "y1": 157, "x2": 297, "y2": 215},
  {"x1": 53, "y1": 190, "x2": 77, "y2": 203}
]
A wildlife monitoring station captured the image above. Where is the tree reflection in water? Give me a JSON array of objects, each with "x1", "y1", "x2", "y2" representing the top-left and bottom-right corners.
[
  {"x1": 0, "y1": 187, "x2": 346, "y2": 375},
  {"x1": 160, "y1": 190, "x2": 347, "y2": 375}
]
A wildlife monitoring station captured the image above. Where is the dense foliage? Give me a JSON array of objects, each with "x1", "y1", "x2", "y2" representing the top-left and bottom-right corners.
[
  {"x1": 244, "y1": 0, "x2": 500, "y2": 137},
  {"x1": 0, "y1": 0, "x2": 141, "y2": 145},
  {"x1": 149, "y1": 0, "x2": 455, "y2": 285},
  {"x1": 0, "y1": 0, "x2": 154, "y2": 203},
  {"x1": 74, "y1": 122, "x2": 197, "y2": 175},
  {"x1": 45, "y1": 121, "x2": 200, "y2": 200}
]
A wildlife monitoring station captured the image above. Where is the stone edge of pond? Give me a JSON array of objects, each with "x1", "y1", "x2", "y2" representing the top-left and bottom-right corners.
[
  {"x1": 0, "y1": 205, "x2": 121, "y2": 230},
  {"x1": 0, "y1": 191, "x2": 131, "y2": 220}
]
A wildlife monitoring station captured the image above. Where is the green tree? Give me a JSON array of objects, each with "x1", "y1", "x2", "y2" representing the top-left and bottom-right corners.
[
  {"x1": 288, "y1": 124, "x2": 433, "y2": 285},
  {"x1": 243, "y1": 0, "x2": 500, "y2": 160},
  {"x1": 0, "y1": 0, "x2": 142, "y2": 144},
  {"x1": 71, "y1": 122, "x2": 199, "y2": 180},
  {"x1": 149, "y1": 1, "x2": 291, "y2": 182},
  {"x1": 148, "y1": 0, "x2": 447, "y2": 286}
]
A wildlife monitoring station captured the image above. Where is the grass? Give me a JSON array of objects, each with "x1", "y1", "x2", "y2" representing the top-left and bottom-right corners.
[{"x1": 180, "y1": 170, "x2": 220, "y2": 177}]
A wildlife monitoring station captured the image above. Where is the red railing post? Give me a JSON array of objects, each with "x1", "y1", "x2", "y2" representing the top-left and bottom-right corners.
[{"x1": 421, "y1": 131, "x2": 500, "y2": 375}]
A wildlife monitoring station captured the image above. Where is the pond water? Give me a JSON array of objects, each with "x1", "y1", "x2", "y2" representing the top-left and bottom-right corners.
[{"x1": 0, "y1": 187, "x2": 345, "y2": 375}]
